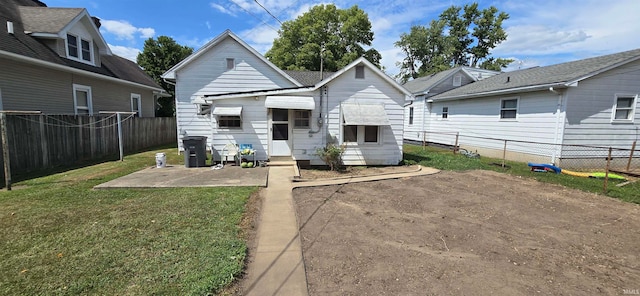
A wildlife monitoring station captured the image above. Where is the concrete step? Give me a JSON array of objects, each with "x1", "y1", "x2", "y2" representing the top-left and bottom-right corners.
[{"x1": 267, "y1": 160, "x2": 297, "y2": 166}]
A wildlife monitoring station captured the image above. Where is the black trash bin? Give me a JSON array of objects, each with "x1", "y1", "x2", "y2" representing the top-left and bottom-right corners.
[{"x1": 183, "y1": 136, "x2": 207, "y2": 168}]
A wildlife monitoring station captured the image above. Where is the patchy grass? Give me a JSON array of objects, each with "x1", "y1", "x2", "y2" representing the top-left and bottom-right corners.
[
  {"x1": 0, "y1": 148, "x2": 258, "y2": 295},
  {"x1": 404, "y1": 144, "x2": 640, "y2": 204}
]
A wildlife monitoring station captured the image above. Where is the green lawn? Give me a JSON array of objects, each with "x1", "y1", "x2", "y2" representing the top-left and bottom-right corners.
[
  {"x1": 404, "y1": 144, "x2": 640, "y2": 204},
  {"x1": 0, "y1": 148, "x2": 258, "y2": 295}
]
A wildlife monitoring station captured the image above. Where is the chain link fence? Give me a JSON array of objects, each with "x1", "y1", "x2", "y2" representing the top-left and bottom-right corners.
[{"x1": 415, "y1": 130, "x2": 639, "y2": 178}]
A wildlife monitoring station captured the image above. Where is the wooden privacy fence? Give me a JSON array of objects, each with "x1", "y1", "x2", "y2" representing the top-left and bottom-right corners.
[{"x1": 0, "y1": 113, "x2": 176, "y2": 187}]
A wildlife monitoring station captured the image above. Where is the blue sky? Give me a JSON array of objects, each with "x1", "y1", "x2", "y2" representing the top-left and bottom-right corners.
[{"x1": 45, "y1": 0, "x2": 640, "y2": 76}]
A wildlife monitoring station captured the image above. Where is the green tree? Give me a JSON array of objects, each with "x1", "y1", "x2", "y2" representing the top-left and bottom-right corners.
[
  {"x1": 265, "y1": 4, "x2": 381, "y2": 72},
  {"x1": 395, "y1": 2, "x2": 511, "y2": 82},
  {"x1": 137, "y1": 36, "x2": 193, "y2": 117}
]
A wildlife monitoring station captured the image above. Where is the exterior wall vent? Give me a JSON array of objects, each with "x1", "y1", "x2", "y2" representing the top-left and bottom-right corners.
[{"x1": 7, "y1": 21, "x2": 14, "y2": 34}]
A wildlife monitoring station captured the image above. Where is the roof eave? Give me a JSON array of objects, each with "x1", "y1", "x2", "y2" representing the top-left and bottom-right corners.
[
  {"x1": 433, "y1": 83, "x2": 570, "y2": 101},
  {"x1": 0, "y1": 50, "x2": 163, "y2": 92}
]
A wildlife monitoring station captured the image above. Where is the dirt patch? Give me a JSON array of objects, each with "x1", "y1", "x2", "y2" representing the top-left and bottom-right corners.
[
  {"x1": 300, "y1": 165, "x2": 420, "y2": 180},
  {"x1": 293, "y1": 170, "x2": 640, "y2": 295}
]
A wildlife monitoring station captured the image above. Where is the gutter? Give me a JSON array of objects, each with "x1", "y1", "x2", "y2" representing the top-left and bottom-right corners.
[{"x1": 0, "y1": 50, "x2": 164, "y2": 92}]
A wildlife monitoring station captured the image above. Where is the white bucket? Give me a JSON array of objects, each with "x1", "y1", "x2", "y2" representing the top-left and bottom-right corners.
[{"x1": 155, "y1": 152, "x2": 166, "y2": 168}]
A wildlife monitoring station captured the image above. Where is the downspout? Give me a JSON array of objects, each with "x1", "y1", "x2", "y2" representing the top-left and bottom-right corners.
[
  {"x1": 550, "y1": 87, "x2": 564, "y2": 165},
  {"x1": 421, "y1": 91, "x2": 430, "y2": 142}
]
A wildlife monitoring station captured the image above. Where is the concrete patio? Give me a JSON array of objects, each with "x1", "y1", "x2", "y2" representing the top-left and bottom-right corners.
[{"x1": 93, "y1": 164, "x2": 268, "y2": 189}]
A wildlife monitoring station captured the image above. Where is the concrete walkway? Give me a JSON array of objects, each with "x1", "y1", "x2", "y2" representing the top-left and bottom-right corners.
[
  {"x1": 243, "y1": 165, "x2": 308, "y2": 296},
  {"x1": 243, "y1": 165, "x2": 440, "y2": 296}
]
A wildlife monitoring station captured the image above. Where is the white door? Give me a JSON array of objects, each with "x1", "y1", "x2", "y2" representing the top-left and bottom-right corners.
[{"x1": 270, "y1": 109, "x2": 291, "y2": 156}]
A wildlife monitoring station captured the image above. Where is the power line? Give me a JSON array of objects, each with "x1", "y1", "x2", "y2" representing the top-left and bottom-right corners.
[
  {"x1": 228, "y1": 0, "x2": 279, "y2": 32},
  {"x1": 254, "y1": 0, "x2": 283, "y2": 25}
]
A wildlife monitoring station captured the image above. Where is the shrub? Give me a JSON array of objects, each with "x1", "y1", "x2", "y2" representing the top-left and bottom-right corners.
[{"x1": 316, "y1": 143, "x2": 345, "y2": 171}]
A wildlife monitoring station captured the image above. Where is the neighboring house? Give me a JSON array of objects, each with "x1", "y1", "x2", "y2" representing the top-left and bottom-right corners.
[
  {"x1": 423, "y1": 48, "x2": 640, "y2": 168},
  {"x1": 0, "y1": 0, "x2": 166, "y2": 117},
  {"x1": 403, "y1": 66, "x2": 499, "y2": 142},
  {"x1": 162, "y1": 30, "x2": 411, "y2": 165}
]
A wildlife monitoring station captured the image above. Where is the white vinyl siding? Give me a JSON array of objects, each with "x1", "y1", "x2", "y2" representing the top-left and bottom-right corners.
[
  {"x1": 562, "y1": 59, "x2": 640, "y2": 149},
  {"x1": 453, "y1": 74, "x2": 462, "y2": 86},
  {"x1": 73, "y1": 84, "x2": 92, "y2": 115},
  {"x1": 174, "y1": 36, "x2": 298, "y2": 155}
]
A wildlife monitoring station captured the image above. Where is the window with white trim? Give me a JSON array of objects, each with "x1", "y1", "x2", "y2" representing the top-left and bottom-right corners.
[
  {"x1": 442, "y1": 106, "x2": 449, "y2": 119},
  {"x1": 219, "y1": 116, "x2": 241, "y2": 128},
  {"x1": 409, "y1": 107, "x2": 414, "y2": 125},
  {"x1": 342, "y1": 124, "x2": 381, "y2": 144},
  {"x1": 500, "y1": 98, "x2": 518, "y2": 119},
  {"x1": 612, "y1": 94, "x2": 637, "y2": 122},
  {"x1": 131, "y1": 93, "x2": 141, "y2": 117},
  {"x1": 66, "y1": 34, "x2": 93, "y2": 64},
  {"x1": 73, "y1": 84, "x2": 92, "y2": 115},
  {"x1": 294, "y1": 110, "x2": 311, "y2": 128}
]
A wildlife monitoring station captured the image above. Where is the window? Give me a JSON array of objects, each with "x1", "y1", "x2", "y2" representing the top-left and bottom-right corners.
[
  {"x1": 409, "y1": 107, "x2": 414, "y2": 125},
  {"x1": 344, "y1": 125, "x2": 358, "y2": 142},
  {"x1": 364, "y1": 126, "x2": 379, "y2": 143},
  {"x1": 73, "y1": 84, "x2": 92, "y2": 115},
  {"x1": 294, "y1": 110, "x2": 311, "y2": 128},
  {"x1": 81, "y1": 39, "x2": 91, "y2": 61},
  {"x1": 67, "y1": 34, "x2": 78, "y2": 58},
  {"x1": 226, "y1": 58, "x2": 235, "y2": 70},
  {"x1": 442, "y1": 106, "x2": 448, "y2": 119},
  {"x1": 218, "y1": 116, "x2": 241, "y2": 128},
  {"x1": 612, "y1": 94, "x2": 637, "y2": 122},
  {"x1": 453, "y1": 74, "x2": 462, "y2": 86},
  {"x1": 66, "y1": 33, "x2": 92, "y2": 63},
  {"x1": 500, "y1": 98, "x2": 518, "y2": 119},
  {"x1": 131, "y1": 93, "x2": 141, "y2": 117},
  {"x1": 355, "y1": 65, "x2": 365, "y2": 79}
]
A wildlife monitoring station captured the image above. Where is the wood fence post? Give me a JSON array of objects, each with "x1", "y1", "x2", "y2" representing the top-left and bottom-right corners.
[
  {"x1": 626, "y1": 141, "x2": 636, "y2": 172},
  {"x1": 502, "y1": 140, "x2": 507, "y2": 168},
  {"x1": 604, "y1": 147, "x2": 612, "y2": 193},
  {"x1": 453, "y1": 132, "x2": 459, "y2": 154},
  {"x1": 1, "y1": 113, "x2": 11, "y2": 190},
  {"x1": 117, "y1": 112, "x2": 123, "y2": 161}
]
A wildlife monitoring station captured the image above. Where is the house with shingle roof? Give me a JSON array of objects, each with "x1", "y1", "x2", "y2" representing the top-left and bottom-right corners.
[
  {"x1": 0, "y1": 0, "x2": 166, "y2": 117},
  {"x1": 163, "y1": 30, "x2": 411, "y2": 166},
  {"x1": 402, "y1": 66, "x2": 499, "y2": 142},
  {"x1": 421, "y1": 48, "x2": 640, "y2": 167}
]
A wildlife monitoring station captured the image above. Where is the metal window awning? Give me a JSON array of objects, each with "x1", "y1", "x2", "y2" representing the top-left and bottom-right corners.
[
  {"x1": 265, "y1": 96, "x2": 315, "y2": 110},
  {"x1": 212, "y1": 106, "x2": 242, "y2": 116},
  {"x1": 342, "y1": 103, "x2": 390, "y2": 125}
]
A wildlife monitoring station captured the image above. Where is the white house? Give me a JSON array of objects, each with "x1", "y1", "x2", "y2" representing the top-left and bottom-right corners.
[
  {"x1": 162, "y1": 30, "x2": 412, "y2": 166},
  {"x1": 403, "y1": 67, "x2": 499, "y2": 142},
  {"x1": 420, "y1": 49, "x2": 640, "y2": 168}
]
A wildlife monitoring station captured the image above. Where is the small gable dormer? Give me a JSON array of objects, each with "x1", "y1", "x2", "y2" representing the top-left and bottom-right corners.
[{"x1": 18, "y1": 6, "x2": 110, "y2": 67}]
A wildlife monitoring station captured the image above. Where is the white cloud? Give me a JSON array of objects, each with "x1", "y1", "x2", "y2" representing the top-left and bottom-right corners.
[
  {"x1": 108, "y1": 44, "x2": 141, "y2": 62},
  {"x1": 495, "y1": 26, "x2": 591, "y2": 55},
  {"x1": 101, "y1": 20, "x2": 155, "y2": 40},
  {"x1": 241, "y1": 25, "x2": 280, "y2": 54},
  {"x1": 210, "y1": 2, "x2": 236, "y2": 16}
]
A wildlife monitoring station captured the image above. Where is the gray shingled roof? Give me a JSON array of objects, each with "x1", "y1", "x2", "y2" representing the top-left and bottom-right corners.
[
  {"x1": 402, "y1": 67, "x2": 461, "y2": 94},
  {"x1": 284, "y1": 70, "x2": 335, "y2": 86},
  {"x1": 18, "y1": 6, "x2": 83, "y2": 33},
  {"x1": 433, "y1": 48, "x2": 640, "y2": 100},
  {"x1": 0, "y1": 0, "x2": 161, "y2": 90}
]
